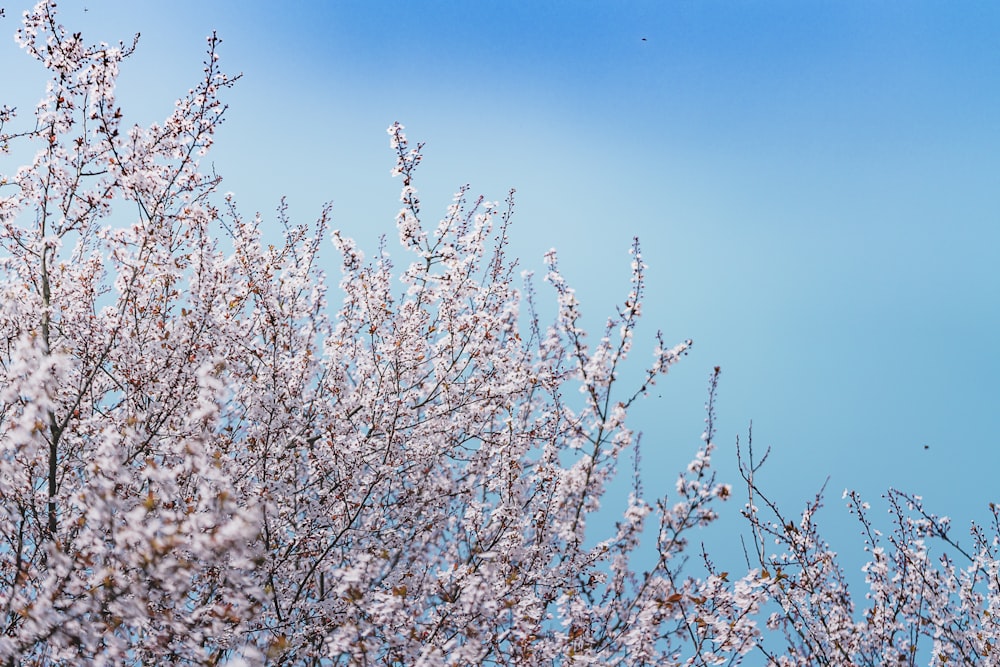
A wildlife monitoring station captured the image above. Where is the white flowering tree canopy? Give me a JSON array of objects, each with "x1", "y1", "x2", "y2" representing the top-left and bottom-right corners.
[
  {"x1": 3, "y1": 3, "x2": 999, "y2": 666},
  {"x1": 0, "y1": 3, "x2": 757, "y2": 665}
]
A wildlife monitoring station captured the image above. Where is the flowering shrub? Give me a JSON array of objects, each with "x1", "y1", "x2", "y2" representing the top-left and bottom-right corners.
[{"x1": 0, "y1": 3, "x2": 757, "y2": 664}]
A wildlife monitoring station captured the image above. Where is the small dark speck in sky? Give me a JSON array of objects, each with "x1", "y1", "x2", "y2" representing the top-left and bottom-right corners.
[
  {"x1": 641, "y1": 37, "x2": 647, "y2": 42},
  {"x1": 924, "y1": 444, "x2": 930, "y2": 450}
]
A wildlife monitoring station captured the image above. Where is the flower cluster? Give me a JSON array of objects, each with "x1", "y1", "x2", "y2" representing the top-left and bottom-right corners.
[{"x1": 738, "y1": 433, "x2": 1000, "y2": 666}]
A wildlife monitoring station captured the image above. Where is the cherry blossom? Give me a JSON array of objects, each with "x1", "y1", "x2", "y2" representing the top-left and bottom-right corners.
[
  {"x1": 738, "y1": 430, "x2": 1000, "y2": 666},
  {"x1": 4, "y1": 3, "x2": 996, "y2": 665},
  {"x1": 0, "y1": 3, "x2": 749, "y2": 664}
]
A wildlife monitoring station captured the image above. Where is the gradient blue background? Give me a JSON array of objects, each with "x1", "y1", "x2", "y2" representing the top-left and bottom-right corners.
[{"x1": 3, "y1": 2, "x2": 999, "y2": 582}]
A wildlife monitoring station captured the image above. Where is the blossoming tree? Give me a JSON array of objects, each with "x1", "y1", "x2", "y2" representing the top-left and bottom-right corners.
[
  {"x1": 5, "y1": 2, "x2": 997, "y2": 666},
  {"x1": 0, "y1": 2, "x2": 760, "y2": 664}
]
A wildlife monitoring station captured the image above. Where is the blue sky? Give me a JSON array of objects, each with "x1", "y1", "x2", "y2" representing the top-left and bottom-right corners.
[{"x1": 3, "y1": 2, "x2": 999, "y2": 578}]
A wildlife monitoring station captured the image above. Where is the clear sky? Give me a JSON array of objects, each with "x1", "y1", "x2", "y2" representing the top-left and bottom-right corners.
[{"x1": 3, "y1": 2, "x2": 999, "y2": 580}]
